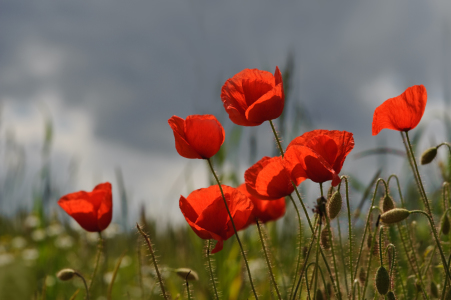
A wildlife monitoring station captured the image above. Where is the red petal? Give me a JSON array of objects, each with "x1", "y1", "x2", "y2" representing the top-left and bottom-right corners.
[
  {"x1": 245, "y1": 156, "x2": 293, "y2": 200},
  {"x1": 246, "y1": 83, "x2": 284, "y2": 124},
  {"x1": 184, "y1": 115, "x2": 225, "y2": 159},
  {"x1": 372, "y1": 85, "x2": 427, "y2": 135},
  {"x1": 238, "y1": 184, "x2": 286, "y2": 224},
  {"x1": 168, "y1": 116, "x2": 202, "y2": 159}
]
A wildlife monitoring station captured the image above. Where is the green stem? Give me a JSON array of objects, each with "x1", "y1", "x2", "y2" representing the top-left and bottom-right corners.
[
  {"x1": 207, "y1": 158, "x2": 259, "y2": 299},
  {"x1": 379, "y1": 226, "x2": 385, "y2": 266},
  {"x1": 288, "y1": 195, "x2": 303, "y2": 300},
  {"x1": 256, "y1": 219, "x2": 282, "y2": 300},
  {"x1": 305, "y1": 262, "x2": 327, "y2": 300},
  {"x1": 336, "y1": 217, "x2": 349, "y2": 296},
  {"x1": 74, "y1": 272, "x2": 90, "y2": 300},
  {"x1": 410, "y1": 210, "x2": 451, "y2": 282},
  {"x1": 269, "y1": 121, "x2": 339, "y2": 299},
  {"x1": 361, "y1": 218, "x2": 380, "y2": 298},
  {"x1": 88, "y1": 233, "x2": 103, "y2": 292},
  {"x1": 207, "y1": 239, "x2": 220, "y2": 300},
  {"x1": 312, "y1": 221, "x2": 321, "y2": 300},
  {"x1": 186, "y1": 272, "x2": 192, "y2": 300},
  {"x1": 136, "y1": 224, "x2": 169, "y2": 300},
  {"x1": 340, "y1": 176, "x2": 354, "y2": 287}
]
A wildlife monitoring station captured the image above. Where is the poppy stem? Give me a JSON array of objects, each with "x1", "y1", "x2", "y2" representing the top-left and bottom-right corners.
[
  {"x1": 74, "y1": 271, "x2": 90, "y2": 300},
  {"x1": 360, "y1": 216, "x2": 380, "y2": 298},
  {"x1": 269, "y1": 120, "x2": 340, "y2": 299},
  {"x1": 269, "y1": 120, "x2": 284, "y2": 158},
  {"x1": 288, "y1": 195, "x2": 303, "y2": 300},
  {"x1": 136, "y1": 223, "x2": 169, "y2": 300},
  {"x1": 88, "y1": 233, "x2": 103, "y2": 293},
  {"x1": 206, "y1": 239, "x2": 220, "y2": 300},
  {"x1": 185, "y1": 271, "x2": 192, "y2": 300},
  {"x1": 336, "y1": 217, "x2": 349, "y2": 296},
  {"x1": 339, "y1": 176, "x2": 354, "y2": 290},
  {"x1": 409, "y1": 210, "x2": 451, "y2": 282},
  {"x1": 256, "y1": 218, "x2": 282, "y2": 300},
  {"x1": 206, "y1": 158, "x2": 259, "y2": 299},
  {"x1": 320, "y1": 183, "x2": 341, "y2": 298}
]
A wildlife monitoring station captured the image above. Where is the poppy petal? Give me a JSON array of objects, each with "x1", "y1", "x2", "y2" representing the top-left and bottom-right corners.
[
  {"x1": 372, "y1": 85, "x2": 427, "y2": 135},
  {"x1": 184, "y1": 115, "x2": 225, "y2": 159},
  {"x1": 245, "y1": 156, "x2": 293, "y2": 200},
  {"x1": 246, "y1": 83, "x2": 284, "y2": 124},
  {"x1": 168, "y1": 116, "x2": 202, "y2": 159}
]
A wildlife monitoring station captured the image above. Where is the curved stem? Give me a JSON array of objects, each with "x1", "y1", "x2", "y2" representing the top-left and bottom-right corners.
[
  {"x1": 361, "y1": 217, "x2": 380, "y2": 298},
  {"x1": 385, "y1": 244, "x2": 396, "y2": 284},
  {"x1": 306, "y1": 262, "x2": 327, "y2": 300},
  {"x1": 269, "y1": 120, "x2": 285, "y2": 158},
  {"x1": 256, "y1": 219, "x2": 282, "y2": 300},
  {"x1": 352, "y1": 280, "x2": 360, "y2": 300},
  {"x1": 410, "y1": 210, "x2": 451, "y2": 282},
  {"x1": 207, "y1": 239, "x2": 220, "y2": 300},
  {"x1": 207, "y1": 158, "x2": 258, "y2": 299},
  {"x1": 288, "y1": 194, "x2": 303, "y2": 300},
  {"x1": 74, "y1": 272, "x2": 90, "y2": 300}
]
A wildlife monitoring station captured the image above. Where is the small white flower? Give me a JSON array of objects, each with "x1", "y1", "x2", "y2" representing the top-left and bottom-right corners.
[
  {"x1": 31, "y1": 229, "x2": 46, "y2": 241},
  {"x1": 54, "y1": 235, "x2": 74, "y2": 249},
  {"x1": 22, "y1": 248, "x2": 39, "y2": 261},
  {"x1": 47, "y1": 224, "x2": 64, "y2": 236},
  {"x1": 12, "y1": 236, "x2": 27, "y2": 249},
  {"x1": 24, "y1": 215, "x2": 40, "y2": 228}
]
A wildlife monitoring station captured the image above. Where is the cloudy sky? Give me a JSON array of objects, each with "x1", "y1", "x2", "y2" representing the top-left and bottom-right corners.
[{"x1": 1, "y1": 0, "x2": 451, "y2": 229}]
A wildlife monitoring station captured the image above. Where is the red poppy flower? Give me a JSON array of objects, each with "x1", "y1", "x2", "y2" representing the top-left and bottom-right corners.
[
  {"x1": 58, "y1": 182, "x2": 112, "y2": 232},
  {"x1": 284, "y1": 130, "x2": 354, "y2": 187},
  {"x1": 221, "y1": 67, "x2": 284, "y2": 126},
  {"x1": 179, "y1": 185, "x2": 254, "y2": 253},
  {"x1": 372, "y1": 85, "x2": 427, "y2": 135},
  {"x1": 237, "y1": 184, "x2": 286, "y2": 224},
  {"x1": 245, "y1": 156, "x2": 294, "y2": 200},
  {"x1": 168, "y1": 114, "x2": 225, "y2": 159}
]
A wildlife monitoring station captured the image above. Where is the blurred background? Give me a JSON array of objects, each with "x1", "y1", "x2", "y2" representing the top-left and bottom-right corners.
[{"x1": 1, "y1": 0, "x2": 451, "y2": 229}]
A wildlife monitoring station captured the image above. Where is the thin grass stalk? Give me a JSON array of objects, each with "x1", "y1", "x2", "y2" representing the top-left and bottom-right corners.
[
  {"x1": 74, "y1": 272, "x2": 90, "y2": 300},
  {"x1": 269, "y1": 120, "x2": 339, "y2": 299},
  {"x1": 360, "y1": 216, "x2": 380, "y2": 298},
  {"x1": 206, "y1": 158, "x2": 259, "y2": 299},
  {"x1": 41, "y1": 276, "x2": 47, "y2": 300},
  {"x1": 69, "y1": 289, "x2": 80, "y2": 300},
  {"x1": 88, "y1": 233, "x2": 103, "y2": 292},
  {"x1": 137, "y1": 241, "x2": 145, "y2": 300},
  {"x1": 336, "y1": 217, "x2": 350, "y2": 295},
  {"x1": 107, "y1": 251, "x2": 126, "y2": 300},
  {"x1": 440, "y1": 253, "x2": 451, "y2": 300},
  {"x1": 185, "y1": 271, "x2": 192, "y2": 300},
  {"x1": 288, "y1": 194, "x2": 303, "y2": 300},
  {"x1": 136, "y1": 223, "x2": 169, "y2": 300},
  {"x1": 352, "y1": 280, "x2": 360, "y2": 300},
  {"x1": 292, "y1": 219, "x2": 320, "y2": 299},
  {"x1": 312, "y1": 221, "x2": 321, "y2": 300},
  {"x1": 353, "y1": 178, "x2": 387, "y2": 280},
  {"x1": 206, "y1": 239, "x2": 220, "y2": 300},
  {"x1": 256, "y1": 218, "x2": 282, "y2": 300}
]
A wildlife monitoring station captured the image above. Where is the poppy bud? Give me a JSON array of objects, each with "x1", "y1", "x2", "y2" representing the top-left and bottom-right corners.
[
  {"x1": 420, "y1": 147, "x2": 438, "y2": 165},
  {"x1": 442, "y1": 214, "x2": 450, "y2": 235},
  {"x1": 380, "y1": 209, "x2": 411, "y2": 224},
  {"x1": 387, "y1": 291, "x2": 396, "y2": 300},
  {"x1": 315, "y1": 289, "x2": 324, "y2": 300},
  {"x1": 430, "y1": 281, "x2": 439, "y2": 298},
  {"x1": 321, "y1": 226, "x2": 331, "y2": 250},
  {"x1": 382, "y1": 195, "x2": 395, "y2": 212},
  {"x1": 375, "y1": 266, "x2": 390, "y2": 295},
  {"x1": 327, "y1": 191, "x2": 342, "y2": 220},
  {"x1": 175, "y1": 268, "x2": 199, "y2": 281},
  {"x1": 56, "y1": 268, "x2": 75, "y2": 281}
]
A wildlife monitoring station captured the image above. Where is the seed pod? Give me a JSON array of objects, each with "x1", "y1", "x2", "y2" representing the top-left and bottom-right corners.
[
  {"x1": 375, "y1": 266, "x2": 390, "y2": 295},
  {"x1": 421, "y1": 147, "x2": 438, "y2": 165},
  {"x1": 442, "y1": 214, "x2": 450, "y2": 235},
  {"x1": 380, "y1": 208, "x2": 410, "y2": 224},
  {"x1": 315, "y1": 289, "x2": 324, "y2": 300},
  {"x1": 430, "y1": 281, "x2": 439, "y2": 298},
  {"x1": 382, "y1": 194, "x2": 395, "y2": 212},
  {"x1": 56, "y1": 268, "x2": 75, "y2": 281},
  {"x1": 321, "y1": 226, "x2": 331, "y2": 250},
  {"x1": 387, "y1": 291, "x2": 396, "y2": 300},
  {"x1": 175, "y1": 268, "x2": 199, "y2": 281},
  {"x1": 358, "y1": 267, "x2": 366, "y2": 284},
  {"x1": 327, "y1": 191, "x2": 342, "y2": 219}
]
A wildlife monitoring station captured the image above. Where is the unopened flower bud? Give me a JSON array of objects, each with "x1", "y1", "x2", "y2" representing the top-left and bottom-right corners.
[
  {"x1": 327, "y1": 191, "x2": 342, "y2": 219},
  {"x1": 175, "y1": 268, "x2": 199, "y2": 281},
  {"x1": 442, "y1": 214, "x2": 450, "y2": 235},
  {"x1": 421, "y1": 147, "x2": 438, "y2": 165},
  {"x1": 382, "y1": 195, "x2": 395, "y2": 212},
  {"x1": 380, "y1": 209, "x2": 410, "y2": 224},
  {"x1": 387, "y1": 291, "x2": 396, "y2": 300},
  {"x1": 56, "y1": 268, "x2": 75, "y2": 281},
  {"x1": 375, "y1": 266, "x2": 390, "y2": 295}
]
